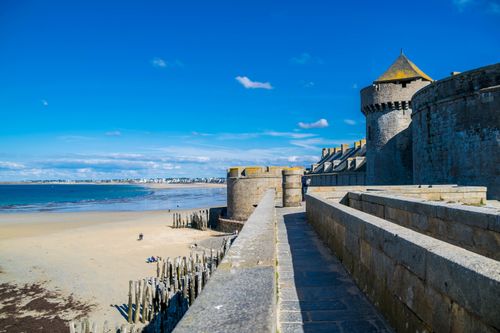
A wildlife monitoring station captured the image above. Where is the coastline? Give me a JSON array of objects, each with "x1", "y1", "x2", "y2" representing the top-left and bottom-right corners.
[
  {"x1": 0, "y1": 182, "x2": 226, "y2": 189},
  {"x1": 0, "y1": 208, "x2": 226, "y2": 325}
]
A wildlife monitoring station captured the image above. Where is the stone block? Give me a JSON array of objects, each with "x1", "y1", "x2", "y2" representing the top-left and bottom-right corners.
[
  {"x1": 450, "y1": 302, "x2": 498, "y2": 333},
  {"x1": 444, "y1": 204, "x2": 492, "y2": 229},
  {"x1": 389, "y1": 265, "x2": 425, "y2": 313},
  {"x1": 361, "y1": 200, "x2": 385, "y2": 218},
  {"x1": 489, "y1": 214, "x2": 500, "y2": 233},
  {"x1": 472, "y1": 229, "x2": 500, "y2": 261},
  {"x1": 409, "y1": 212, "x2": 429, "y2": 232},
  {"x1": 359, "y1": 239, "x2": 371, "y2": 268},
  {"x1": 447, "y1": 221, "x2": 474, "y2": 246},
  {"x1": 413, "y1": 286, "x2": 452, "y2": 333},
  {"x1": 426, "y1": 245, "x2": 500, "y2": 330},
  {"x1": 344, "y1": 230, "x2": 360, "y2": 258}
]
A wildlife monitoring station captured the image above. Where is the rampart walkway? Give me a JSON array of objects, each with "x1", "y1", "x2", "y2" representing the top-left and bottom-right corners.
[{"x1": 277, "y1": 207, "x2": 393, "y2": 333}]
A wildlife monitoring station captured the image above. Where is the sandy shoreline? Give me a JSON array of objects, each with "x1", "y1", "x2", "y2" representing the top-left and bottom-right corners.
[{"x1": 0, "y1": 209, "x2": 226, "y2": 327}]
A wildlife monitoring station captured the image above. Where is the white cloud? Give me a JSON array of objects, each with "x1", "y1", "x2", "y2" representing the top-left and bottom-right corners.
[
  {"x1": 265, "y1": 131, "x2": 316, "y2": 139},
  {"x1": 105, "y1": 131, "x2": 122, "y2": 137},
  {"x1": 297, "y1": 119, "x2": 329, "y2": 129},
  {"x1": 290, "y1": 53, "x2": 324, "y2": 65},
  {"x1": 41, "y1": 99, "x2": 48, "y2": 107},
  {"x1": 287, "y1": 155, "x2": 317, "y2": 163},
  {"x1": 235, "y1": 76, "x2": 273, "y2": 90},
  {"x1": 344, "y1": 119, "x2": 357, "y2": 126},
  {"x1": 302, "y1": 81, "x2": 315, "y2": 88},
  {"x1": 151, "y1": 57, "x2": 167, "y2": 68},
  {"x1": 0, "y1": 161, "x2": 25, "y2": 170},
  {"x1": 290, "y1": 138, "x2": 323, "y2": 150}
]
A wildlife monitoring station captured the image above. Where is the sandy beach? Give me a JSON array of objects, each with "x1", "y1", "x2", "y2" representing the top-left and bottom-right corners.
[
  {"x1": 0, "y1": 209, "x2": 225, "y2": 330},
  {"x1": 144, "y1": 183, "x2": 226, "y2": 189}
]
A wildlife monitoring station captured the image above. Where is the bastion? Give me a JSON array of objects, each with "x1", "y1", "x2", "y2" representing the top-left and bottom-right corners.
[
  {"x1": 412, "y1": 63, "x2": 500, "y2": 199},
  {"x1": 225, "y1": 166, "x2": 304, "y2": 222}
]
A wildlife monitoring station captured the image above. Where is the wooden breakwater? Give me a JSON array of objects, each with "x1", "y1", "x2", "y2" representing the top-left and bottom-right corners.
[
  {"x1": 171, "y1": 209, "x2": 209, "y2": 230},
  {"x1": 69, "y1": 236, "x2": 234, "y2": 333}
]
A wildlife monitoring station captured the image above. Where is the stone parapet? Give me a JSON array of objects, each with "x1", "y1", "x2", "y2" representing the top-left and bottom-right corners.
[
  {"x1": 412, "y1": 63, "x2": 500, "y2": 113},
  {"x1": 217, "y1": 217, "x2": 244, "y2": 233},
  {"x1": 306, "y1": 193, "x2": 500, "y2": 333},
  {"x1": 307, "y1": 184, "x2": 487, "y2": 205},
  {"x1": 174, "y1": 190, "x2": 277, "y2": 333},
  {"x1": 361, "y1": 79, "x2": 429, "y2": 115},
  {"x1": 347, "y1": 191, "x2": 499, "y2": 260}
]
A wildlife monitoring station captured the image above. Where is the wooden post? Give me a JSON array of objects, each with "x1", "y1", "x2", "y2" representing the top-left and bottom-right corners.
[
  {"x1": 141, "y1": 282, "x2": 148, "y2": 323},
  {"x1": 183, "y1": 256, "x2": 188, "y2": 276},
  {"x1": 162, "y1": 260, "x2": 166, "y2": 281},
  {"x1": 134, "y1": 280, "x2": 141, "y2": 323},
  {"x1": 127, "y1": 280, "x2": 133, "y2": 323},
  {"x1": 167, "y1": 258, "x2": 172, "y2": 284},
  {"x1": 84, "y1": 318, "x2": 90, "y2": 333},
  {"x1": 189, "y1": 274, "x2": 194, "y2": 305},
  {"x1": 102, "y1": 320, "x2": 108, "y2": 333}
]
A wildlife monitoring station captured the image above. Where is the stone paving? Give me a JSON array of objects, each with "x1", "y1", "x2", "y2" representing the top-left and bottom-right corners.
[{"x1": 276, "y1": 207, "x2": 394, "y2": 333}]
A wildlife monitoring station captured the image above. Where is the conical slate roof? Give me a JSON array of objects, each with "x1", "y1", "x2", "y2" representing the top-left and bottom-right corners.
[{"x1": 375, "y1": 53, "x2": 432, "y2": 83}]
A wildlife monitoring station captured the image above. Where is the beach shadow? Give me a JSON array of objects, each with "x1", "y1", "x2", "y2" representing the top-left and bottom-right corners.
[{"x1": 113, "y1": 303, "x2": 134, "y2": 321}]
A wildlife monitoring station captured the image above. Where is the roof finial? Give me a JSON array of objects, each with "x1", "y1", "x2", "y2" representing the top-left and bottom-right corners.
[{"x1": 400, "y1": 48, "x2": 404, "y2": 55}]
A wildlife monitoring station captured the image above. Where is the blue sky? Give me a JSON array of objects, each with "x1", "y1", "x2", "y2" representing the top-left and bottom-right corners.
[{"x1": 0, "y1": 0, "x2": 499, "y2": 180}]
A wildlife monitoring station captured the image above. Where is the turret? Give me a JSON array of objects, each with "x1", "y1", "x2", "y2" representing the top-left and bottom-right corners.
[{"x1": 361, "y1": 52, "x2": 432, "y2": 185}]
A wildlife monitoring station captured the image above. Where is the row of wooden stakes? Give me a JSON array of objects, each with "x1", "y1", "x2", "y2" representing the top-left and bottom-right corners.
[
  {"x1": 69, "y1": 237, "x2": 233, "y2": 333},
  {"x1": 172, "y1": 210, "x2": 210, "y2": 230}
]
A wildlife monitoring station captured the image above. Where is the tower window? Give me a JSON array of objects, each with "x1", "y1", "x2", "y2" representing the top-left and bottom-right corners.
[
  {"x1": 402, "y1": 82, "x2": 407, "y2": 88},
  {"x1": 368, "y1": 126, "x2": 372, "y2": 140}
]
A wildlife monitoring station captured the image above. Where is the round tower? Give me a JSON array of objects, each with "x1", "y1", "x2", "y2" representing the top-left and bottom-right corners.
[
  {"x1": 412, "y1": 63, "x2": 500, "y2": 199},
  {"x1": 226, "y1": 166, "x2": 285, "y2": 221},
  {"x1": 361, "y1": 53, "x2": 432, "y2": 185}
]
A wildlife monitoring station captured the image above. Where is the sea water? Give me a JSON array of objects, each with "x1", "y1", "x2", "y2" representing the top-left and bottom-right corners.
[{"x1": 0, "y1": 184, "x2": 226, "y2": 213}]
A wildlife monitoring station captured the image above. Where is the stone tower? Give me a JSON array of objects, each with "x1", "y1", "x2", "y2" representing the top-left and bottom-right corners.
[{"x1": 361, "y1": 53, "x2": 432, "y2": 185}]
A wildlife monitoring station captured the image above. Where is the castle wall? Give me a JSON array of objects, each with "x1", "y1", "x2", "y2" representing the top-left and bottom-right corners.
[
  {"x1": 226, "y1": 166, "x2": 284, "y2": 221},
  {"x1": 346, "y1": 191, "x2": 499, "y2": 260},
  {"x1": 306, "y1": 193, "x2": 500, "y2": 333},
  {"x1": 361, "y1": 79, "x2": 430, "y2": 185},
  {"x1": 412, "y1": 64, "x2": 500, "y2": 199}
]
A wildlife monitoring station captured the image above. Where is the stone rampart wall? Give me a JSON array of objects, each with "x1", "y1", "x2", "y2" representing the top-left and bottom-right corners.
[
  {"x1": 306, "y1": 184, "x2": 487, "y2": 205},
  {"x1": 347, "y1": 192, "x2": 500, "y2": 260},
  {"x1": 411, "y1": 63, "x2": 500, "y2": 199},
  {"x1": 306, "y1": 193, "x2": 500, "y2": 333},
  {"x1": 174, "y1": 190, "x2": 277, "y2": 333},
  {"x1": 217, "y1": 217, "x2": 244, "y2": 233}
]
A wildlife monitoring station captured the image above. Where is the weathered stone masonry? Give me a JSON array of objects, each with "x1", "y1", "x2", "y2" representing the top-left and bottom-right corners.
[
  {"x1": 361, "y1": 54, "x2": 432, "y2": 185},
  {"x1": 412, "y1": 63, "x2": 500, "y2": 199},
  {"x1": 306, "y1": 193, "x2": 500, "y2": 333}
]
